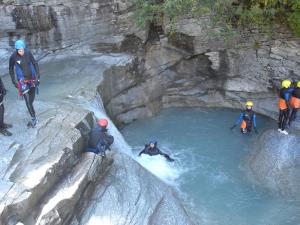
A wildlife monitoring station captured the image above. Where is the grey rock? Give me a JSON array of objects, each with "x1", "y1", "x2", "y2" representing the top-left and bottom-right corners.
[
  {"x1": 0, "y1": 54, "x2": 194, "y2": 225},
  {"x1": 245, "y1": 129, "x2": 300, "y2": 199},
  {"x1": 0, "y1": 0, "x2": 146, "y2": 75},
  {"x1": 99, "y1": 17, "x2": 300, "y2": 133},
  {"x1": 76, "y1": 153, "x2": 194, "y2": 225}
]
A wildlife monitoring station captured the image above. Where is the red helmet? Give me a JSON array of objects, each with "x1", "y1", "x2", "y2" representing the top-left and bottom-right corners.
[{"x1": 97, "y1": 118, "x2": 108, "y2": 127}]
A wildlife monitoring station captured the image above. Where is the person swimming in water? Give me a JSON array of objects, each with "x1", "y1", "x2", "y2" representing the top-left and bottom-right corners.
[
  {"x1": 230, "y1": 101, "x2": 258, "y2": 134},
  {"x1": 138, "y1": 140, "x2": 174, "y2": 162}
]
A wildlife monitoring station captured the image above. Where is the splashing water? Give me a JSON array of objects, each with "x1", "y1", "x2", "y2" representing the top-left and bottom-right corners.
[{"x1": 122, "y1": 107, "x2": 300, "y2": 225}]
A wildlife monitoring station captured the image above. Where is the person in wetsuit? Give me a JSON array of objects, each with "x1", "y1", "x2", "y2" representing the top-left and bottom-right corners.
[
  {"x1": 230, "y1": 101, "x2": 258, "y2": 134},
  {"x1": 0, "y1": 77, "x2": 12, "y2": 136},
  {"x1": 9, "y1": 40, "x2": 40, "y2": 128},
  {"x1": 138, "y1": 140, "x2": 175, "y2": 162},
  {"x1": 85, "y1": 118, "x2": 114, "y2": 157},
  {"x1": 288, "y1": 81, "x2": 300, "y2": 127},
  {"x1": 278, "y1": 80, "x2": 293, "y2": 135}
]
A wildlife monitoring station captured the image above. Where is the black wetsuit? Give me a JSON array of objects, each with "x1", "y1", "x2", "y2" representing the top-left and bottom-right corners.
[
  {"x1": 139, "y1": 144, "x2": 174, "y2": 161},
  {"x1": 0, "y1": 77, "x2": 6, "y2": 128},
  {"x1": 86, "y1": 126, "x2": 114, "y2": 156},
  {"x1": 9, "y1": 50, "x2": 39, "y2": 119},
  {"x1": 289, "y1": 87, "x2": 300, "y2": 126}
]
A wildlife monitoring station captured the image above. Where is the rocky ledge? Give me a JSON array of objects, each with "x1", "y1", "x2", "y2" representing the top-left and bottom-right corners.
[
  {"x1": 100, "y1": 18, "x2": 300, "y2": 132},
  {"x1": 0, "y1": 54, "x2": 194, "y2": 225},
  {"x1": 245, "y1": 129, "x2": 300, "y2": 200}
]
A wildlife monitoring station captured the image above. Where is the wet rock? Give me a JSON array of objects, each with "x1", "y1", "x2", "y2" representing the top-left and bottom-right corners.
[
  {"x1": 0, "y1": 0, "x2": 146, "y2": 74},
  {"x1": 99, "y1": 17, "x2": 300, "y2": 132},
  {"x1": 0, "y1": 54, "x2": 194, "y2": 225},
  {"x1": 245, "y1": 129, "x2": 300, "y2": 199},
  {"x1": 75, "y1": 153, "x2": 194, "y2": 225},
  {"x1": 0, "y1": 102, "x2": 94, "y2": 224}
]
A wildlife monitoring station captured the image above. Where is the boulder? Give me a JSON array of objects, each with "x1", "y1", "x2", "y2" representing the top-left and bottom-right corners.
[{"x1": 246, "y1": 129, "x2": 300, "y2": 199}]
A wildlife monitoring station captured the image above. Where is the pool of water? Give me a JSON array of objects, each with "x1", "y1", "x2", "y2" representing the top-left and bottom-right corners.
[{"x1": 121, "y1": 107, "x2": 300, "y2": 225}]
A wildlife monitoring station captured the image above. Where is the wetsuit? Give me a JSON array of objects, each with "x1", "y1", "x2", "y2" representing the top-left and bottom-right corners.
[
  {"x1": 9, "y1": 49, "x2": 39, "y2": 120},
  {"x1": 0, "y1": 77, "x2": 12, "y2": 136},
  {"x1": 288, "y1": 87, "x2": 300, "y2": 126},
  {"x1": 139, "y1": 144, "x2": 174, "y2": 161},
  {"x1": 0, "y1": 77, "x2": 6, "y2": 128},
  {"x1": 278, "y1": 87, "x2": 293, "y2": 131},
  {"x1": 234, "y1": 109, "x2": 257, "y2": 134},
  {"x1": 86, "y1": 126, "x2": 114, "y2": 156}
]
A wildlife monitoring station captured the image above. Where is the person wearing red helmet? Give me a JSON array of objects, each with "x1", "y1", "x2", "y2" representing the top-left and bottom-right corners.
[{"x1": 85, "y1": 118, "x2": 114, "y2": 157}]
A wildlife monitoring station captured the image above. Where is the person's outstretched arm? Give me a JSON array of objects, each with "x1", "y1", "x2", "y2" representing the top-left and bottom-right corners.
[
  {"x1": 9, "y1": 54, "x2": 17, "y2": 88},
  {"x1": 138, "y1": 145, "x2": 147, "y2": 156},
  {"x1": 157, "y1": 148, "x2": 175, "y2": 162},
  {"x1": 252, "y1": 113, "x2": 258, "y2": 134},
  {"x1": 230, "y1": 112, "x2": 243, "y2": 129}
]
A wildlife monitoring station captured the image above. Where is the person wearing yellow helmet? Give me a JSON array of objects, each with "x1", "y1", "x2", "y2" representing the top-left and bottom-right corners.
[
  {"x1": 288, "y1": 81, "x2": 300, "y2": 127},
  {"x1": 278, "y1": 80, "x2": 294, "y2": 135},
  {"x1": 230, "y1": 101, "x2": 258, "y2": 134}
]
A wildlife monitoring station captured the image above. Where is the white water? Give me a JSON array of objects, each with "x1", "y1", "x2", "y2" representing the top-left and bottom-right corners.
[{"x1": 122, "y1": 107, "x2": 300, "y2": 225}]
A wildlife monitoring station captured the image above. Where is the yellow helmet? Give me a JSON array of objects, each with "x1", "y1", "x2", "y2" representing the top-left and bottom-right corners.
[
  {"x1": 245, "y1": 101, "x2": 253, "y2": 107},
  {"x1": 282, "y1": 80, "x2": 291, "y2": 88},
  {"x1": 297, "y1": 81, "x2": 300, "y2": 88}
]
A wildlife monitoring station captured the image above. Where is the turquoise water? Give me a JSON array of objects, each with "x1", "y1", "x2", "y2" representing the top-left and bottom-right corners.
[{"x1": 122, "y1": 107, "x2": 300, "y2": 225}]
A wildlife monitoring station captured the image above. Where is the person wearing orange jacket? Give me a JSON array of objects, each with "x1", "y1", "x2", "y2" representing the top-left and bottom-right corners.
[
  {"x1": 288, "y1": 81, "x2": 300, "y2": 127},
  {"x1": 278, "y1": 80, "x2": 294, "y2": 135},
  {"x1": 230, "y1": 101, "x2": 258, "y2": 134}
]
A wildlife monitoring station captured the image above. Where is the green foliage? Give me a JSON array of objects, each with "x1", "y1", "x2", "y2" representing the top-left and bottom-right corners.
[
  {"x1": 132, "y1": 0, "x2": 300, "y2": 37},
  {"x1": 287, "y1": 0, "x2": 300, "y2": 36}
]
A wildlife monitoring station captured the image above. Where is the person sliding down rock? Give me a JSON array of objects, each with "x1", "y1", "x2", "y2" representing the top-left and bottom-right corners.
[
  {"x1": 138, "y1": 140, "x2": 175, "y2": 162},
  {"x1": 85, "y1": 118, "x2": 114, "y2": 157},
  {"x1": 230, "y1": 101, "x2": 258, "y2": 134},
  {"x1": 0, "y1": 77, "x2": 12, "y2": 136},
  {"x1": 288, "y1": 81, "x2": 300, "y2": 128},
  {"x1": 9, "y1": 40, "x2": 40, "y2": 128},
  {"x1": 278, "y1": 80, "x2": 294, "y2": 135}
]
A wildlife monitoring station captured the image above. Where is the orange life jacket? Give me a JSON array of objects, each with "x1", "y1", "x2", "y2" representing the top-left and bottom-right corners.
[{"x1": 290, "y1": 96, "x2": 300, "y2": 109}]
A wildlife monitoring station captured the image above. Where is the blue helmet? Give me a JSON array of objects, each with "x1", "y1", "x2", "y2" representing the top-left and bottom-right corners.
[
  {"x1": 149, "y1": 140, "x2": 157, "y2": 145},
  {"x1": 14, "y1": 40, "x2": 26, "y2": 50}
]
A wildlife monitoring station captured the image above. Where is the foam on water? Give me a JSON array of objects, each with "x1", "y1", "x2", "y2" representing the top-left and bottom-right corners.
[
  {"x1": 134, "y1": 148, "x2": 186, "y2": 186},
  {"x1": 121, "y1": 107, "x2": 300, "y2": 225}
]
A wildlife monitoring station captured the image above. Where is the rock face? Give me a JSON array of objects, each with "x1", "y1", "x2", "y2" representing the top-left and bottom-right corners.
[
  {"x1": 99, "y1": 18, "x2": 300, "y2": 130},
  {"x1": 0, "y1": 0, "x2": 145, "y2": 74},
  {"x1": 73, "y1": 153, "x2": 194, "y2": 225},
  {"x1": 0, "y1": 54, "x2": 194, "y2": 225},
  {"x1": 245, "y1": 129, "x2": 300, "y2": 199}
]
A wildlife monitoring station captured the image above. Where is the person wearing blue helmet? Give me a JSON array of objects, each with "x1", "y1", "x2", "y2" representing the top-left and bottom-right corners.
[
  {"x1": 138, "y1": 140, "x2": 174, "y2": 162},
  {"x1": 9, "y1": 40, "x2": 40, "y2": 128}
]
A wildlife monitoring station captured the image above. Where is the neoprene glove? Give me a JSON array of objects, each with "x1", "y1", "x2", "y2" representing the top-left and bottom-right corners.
[{"x1": 230, "y1": 125, "x2": 237, "y2": 130}]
